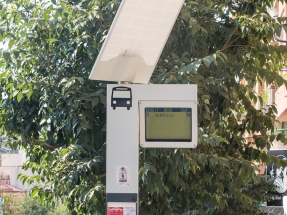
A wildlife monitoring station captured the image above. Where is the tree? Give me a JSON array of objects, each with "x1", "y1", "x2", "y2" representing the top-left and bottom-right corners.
[
  {"x1": 16, "y1": 197, "x2": 69, "y2": 215},
  {"x1": 0, "y1": 195, "x2": 69, "y2": 215},
  {"x1": 0, "y1": 0, "x2": 110, "y2": 213},
  {"x1": 1, "y1": 193, "x2": 21, "y2": 215},
  {"x1": 1, "y1": 0, "x2": 287, "y2": 214}
]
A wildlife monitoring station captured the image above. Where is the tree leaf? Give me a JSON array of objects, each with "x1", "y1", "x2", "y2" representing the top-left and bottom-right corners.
[
  {"x1": 276, "y1": 133, "x2": 285, "y2": 142},
  {"x1": 210, "y1": 157, "x2": 218, "y2": 168},
  {"x1": 17, "y1": 92, "x2": 23, "y2": 102},
  {"x1": 202, "y1": 55, "x2": 214, "y2": 67},
  {"x1": 47, "y1": 38, "x2": 59, "y2": 44},
  {"x1": 220, "y1": 158, "x2": 230, "y2": 169},
  {"x1": 261, "y1": 152, "x2": 267, "y2": 162}
]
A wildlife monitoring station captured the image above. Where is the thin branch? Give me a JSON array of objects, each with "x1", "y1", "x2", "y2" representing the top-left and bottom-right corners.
[
  {"x1": 27, "y1": 136, "x2": 56, "y2": 150},
  {"x1": 228, "y1": 35, "x2": 242, "y2": 47},
  {"x1": 222, "y1": 44, "x2": 249, "y2": 50},
  {"x1": 99, "y1": 173, "x2": 106, "y2": 178},
  {"x1": 220, "y1": 26, "x2": 239, "y2": 51},
  {"x1": 33, "y1": 51, "x2": 55, "y2": 75},
  {"x1": 90, "y1": 145, "x2": 97, "y2": 153}
]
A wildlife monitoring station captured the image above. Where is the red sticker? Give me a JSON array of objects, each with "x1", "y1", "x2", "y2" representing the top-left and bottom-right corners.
[{"x1": 107, "y1": 207, "x2": 124, "y2": 215}]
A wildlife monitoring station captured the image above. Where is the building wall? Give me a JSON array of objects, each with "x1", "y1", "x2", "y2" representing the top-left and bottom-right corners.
[
  {"x1": 1, "y1": 154, "x2": 22, "y2": 167},
  {"x1": 0, "y1": 152, "x2": 34, "y2": 192},
  {"x1": 0, "y1": 166, "x2": 33, "y2": 192}
]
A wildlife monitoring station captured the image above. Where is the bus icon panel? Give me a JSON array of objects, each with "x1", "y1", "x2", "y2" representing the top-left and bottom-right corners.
[{"x1": 111, "y1": 87, "x2": 132, "y2": 110}]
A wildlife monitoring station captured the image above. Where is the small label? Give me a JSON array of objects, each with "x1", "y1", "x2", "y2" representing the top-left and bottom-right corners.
[
  {"x1": 107, "y1": 207, "x2": 124, "y2": 215},
  {"x1": 107, "y1": 203, "x2": 136, "y2": 215},
  {"x1": 124, "y1": 206, "x2": 136, "y2": 215},
  {"x1": 116, "y1": 166, "x2": 130, "y2": 186}
]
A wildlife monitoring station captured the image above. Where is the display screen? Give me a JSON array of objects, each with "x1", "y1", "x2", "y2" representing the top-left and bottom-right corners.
[{"x1": 145, "y1": 108, "x2": 192, "y2": 142}]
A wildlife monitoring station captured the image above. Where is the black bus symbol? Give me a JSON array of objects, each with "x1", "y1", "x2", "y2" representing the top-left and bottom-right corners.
[{"x1": 111, "y1": 87, "x2": 132, "y2": 110}]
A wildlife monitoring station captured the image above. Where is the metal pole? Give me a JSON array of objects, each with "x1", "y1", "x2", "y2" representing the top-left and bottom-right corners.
[
  {"x1": 274, "y1": 128, "x2": 287, "y2": 132},
  {"x1": 118, "y1": 81, "x2": 129, "y2": 84}
]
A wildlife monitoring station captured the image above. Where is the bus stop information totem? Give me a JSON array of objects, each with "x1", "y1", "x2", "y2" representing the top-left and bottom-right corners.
[{"x1": 106, "y1": 84, "x2": 197, "y2": 214}]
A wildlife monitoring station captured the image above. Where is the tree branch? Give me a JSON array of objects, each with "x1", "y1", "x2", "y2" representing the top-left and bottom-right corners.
[
  {"x1": 27, "y1": 136, "x2": 56, "y2": 150},
  {"x1": 228, "y1": 35, "x2": 241, "y2": 46},
  {"x1": 33, "y1": 51, "x2": 55, "y2": 75},
  {"x1": 99, "y1": 173, "x2": 106, "y2": 178},
  {"x1": 222, "y1": 44, "x2": 249, "y2": 50},
  {"x1": 221, "y1": 26, "x2": 239, "y2": 51}
]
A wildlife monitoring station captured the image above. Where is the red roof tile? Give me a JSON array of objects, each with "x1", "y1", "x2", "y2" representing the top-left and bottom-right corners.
[{"x1": 0, "y1": 184, "x2": 24, "y2": 193}]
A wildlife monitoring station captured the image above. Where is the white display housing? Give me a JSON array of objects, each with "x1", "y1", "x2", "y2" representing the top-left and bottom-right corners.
[{"x1": 139, "y1": 101, "x2": 197, "y2": 148}]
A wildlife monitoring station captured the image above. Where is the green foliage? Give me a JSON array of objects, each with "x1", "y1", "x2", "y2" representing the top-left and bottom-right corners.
[
  {"x1": 0, "y1": 0, "x2": 110, "y2": 213},
  {"x1": 15, "y1": 197, "x2": 69, "y2": 215},
  {"x1": 0, "y1": 194, "x2": 68, "y2": 215},
  {"x1": 16, "y1": 197, "x2": 52, "y2": 215},
  {"x1": 2, "y1": 194, "x2": 21, "y2": 215},
  {"x1": 0, "y1": 0, "x2": 287, "y2": 214},
  {"x1": 259, "y1": 90, "x2": 269, "y2": 104}
]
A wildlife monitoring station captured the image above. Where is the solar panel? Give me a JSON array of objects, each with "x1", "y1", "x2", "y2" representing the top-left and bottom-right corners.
[{"x1": 89, "y1": 0, "x2": 184, "y2": 83}]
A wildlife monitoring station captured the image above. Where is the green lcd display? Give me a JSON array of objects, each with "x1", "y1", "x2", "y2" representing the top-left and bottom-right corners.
[{"x1": 145, "y1": 108, "x2": 192, "y2": 142}]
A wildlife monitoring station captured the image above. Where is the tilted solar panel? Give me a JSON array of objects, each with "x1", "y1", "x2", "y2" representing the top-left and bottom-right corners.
[{"x1": 89, "y1": 0, "x2": 184, "y2": 83}]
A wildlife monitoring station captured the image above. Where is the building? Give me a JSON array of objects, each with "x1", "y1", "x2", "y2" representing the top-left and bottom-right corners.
[
  {"x1": 258, "y1": 1, "x2": 287, "y2": 214},
  {"x1": 0, "y1": 137, "x2": 33, "y2": 193}
]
